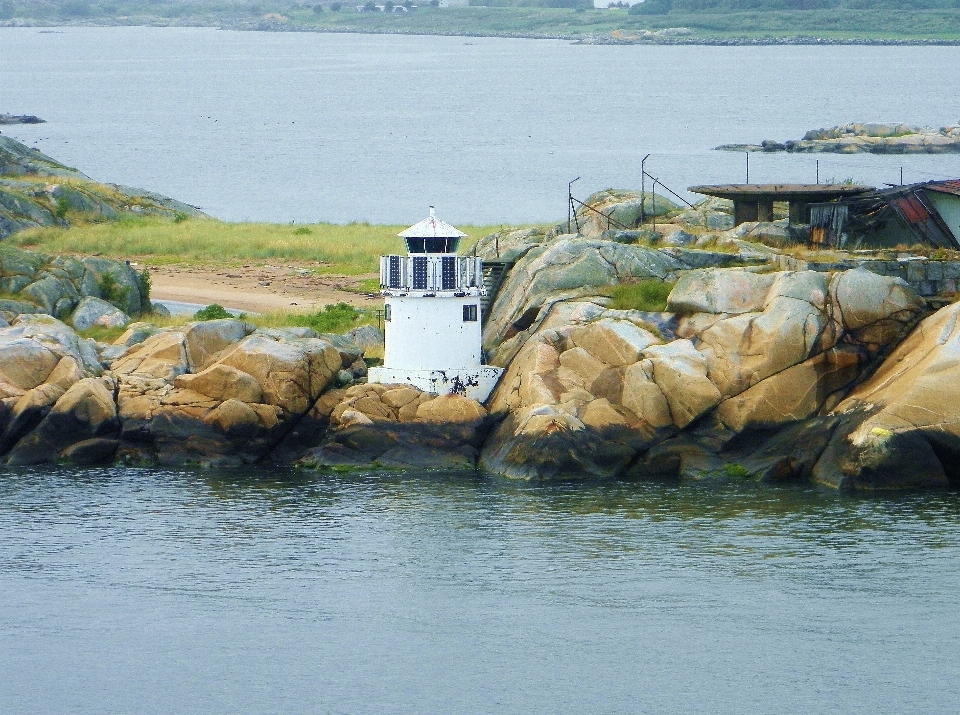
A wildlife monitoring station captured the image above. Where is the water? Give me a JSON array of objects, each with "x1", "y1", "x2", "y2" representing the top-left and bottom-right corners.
[
  {"x1": 1, "y1": 27, "x2": 960, "y2": 224},
  {"x1": 2, "y1": 465, "x2": 959, "y2": 714}
]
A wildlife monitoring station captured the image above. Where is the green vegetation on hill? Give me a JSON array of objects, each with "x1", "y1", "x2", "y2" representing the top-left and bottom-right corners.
[{"x1": 3, "y1": 0, "x2": 960, "y2": 39}]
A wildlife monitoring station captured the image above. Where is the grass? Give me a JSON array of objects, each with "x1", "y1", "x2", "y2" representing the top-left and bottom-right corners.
[
  {"x1": 605, "y1": 279, "x2": 674, "y2": 312},
  {"x1": 10, "y1": 216, "x2": 500, "y2": 275}
]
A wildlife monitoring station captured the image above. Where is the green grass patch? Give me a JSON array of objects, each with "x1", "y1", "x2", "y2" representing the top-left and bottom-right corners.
[
  {"x1": 10, "y1": 216, "x2": 500, "y2": 275},
  {"x1": 606, "y1": 279, "x2": 674, "y2": 312},
  {"x1": 241, "y1": 302, "x2": 373, "y2": 335},
  {"x1": 77, "y1": 325, "x2": 128, "y2": 343}
]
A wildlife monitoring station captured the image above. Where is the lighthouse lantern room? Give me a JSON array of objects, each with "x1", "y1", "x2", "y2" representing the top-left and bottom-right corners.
[{"x1": 367, "y1": 208, "x2": 503, "y2": 402}]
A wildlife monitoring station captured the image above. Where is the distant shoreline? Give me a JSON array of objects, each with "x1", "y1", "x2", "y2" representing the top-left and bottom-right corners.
[{"x1": 4, "y1": 18, "x2": 960, "y2": 46}]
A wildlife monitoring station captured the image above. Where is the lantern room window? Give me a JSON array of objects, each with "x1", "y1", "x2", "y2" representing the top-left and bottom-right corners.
[{"x1": 404, "y1": 237, "x2": 461, "y2": 254}]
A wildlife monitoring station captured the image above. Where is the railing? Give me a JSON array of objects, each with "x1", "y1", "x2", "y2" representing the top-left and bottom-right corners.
[{"x1": 380, "y1": 255, "x2": 484, "y2": 292}]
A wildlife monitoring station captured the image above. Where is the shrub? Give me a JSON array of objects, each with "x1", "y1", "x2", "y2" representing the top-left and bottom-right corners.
[
  {"x1": 137, "y1": 267, "x2": 151, "y2": 307},
  {"x1": 293, "y1": 226, "x2": 312, "y2": 235},
  {"x1": 173, "y1": 211, "x2": 189, "y2": 223},
  {"x1": 194, "y1": 304, "x2": 233, "y2": 320},
  {"x1": 98, "y1": 272, "x2": 127, "y2": 304},
  {"x1": 53, "y1": 196, "x2": 70, "y2": 220},
  {"x1": 607, "y1": 279, "x2": 673, "y2": 312},
  {"x1": 299, "y1": 302, "x2": 362, "y2": 333},
  {"x1": 330, "y1": 1, "x2": 341, "y2": 8}
]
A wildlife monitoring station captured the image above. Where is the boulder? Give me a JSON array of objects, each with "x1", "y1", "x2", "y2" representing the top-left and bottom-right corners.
[
  {"x1": 0, "y1": 315, "x2": 100, "y2": 394},
  {"x1": 183, "y1": 319, "x2": 255, "y2": 372},
  {"x1": 111, "y1": 330, "x2": 189, "y2": 380},
  {"x1": 293, "y1": 384, "x2": 492, "y2": 469},
  {"x1": 829, "y1": 267, "x2": 925, "y2": 333},
  {"x1": 479, "y1": 404, "x2": 653, "y2": 481},
  {"x1": 643, "y1": 339, "x2": 721, "y2": 428},
  {"x1": 71, "y1": 296, "x2": 131, "y2": 331},
  {"x1": 573, "y1": 189, "x2": 679, "y2": 238},
  {"x1": 416, "y1": 394, "x2": 487, "y2": 424},
  {"x1": 714, "y1": 348, "x2": 860, "y2": 432},
  {"x1": 217, "y1": 334, "x2": 341, "y2": 414},
  {"x1": 473, "y1": 227, "x2": 549, "y2": 263},
  {"x1": 812, "y1": 301, "x2": 960, "y2": 490},
  {"x1": 6, "y1": 377, "x2": 119, "y2": 465},
  {"x1": 667, "y1": 268, "x2": 775, "y2": 315},
  {"x1": 173, "y1": 363, "x2": 264, "y2": 403},
  {"x1": 568, "y1": 319, "x2": 659, "y2": 367}
]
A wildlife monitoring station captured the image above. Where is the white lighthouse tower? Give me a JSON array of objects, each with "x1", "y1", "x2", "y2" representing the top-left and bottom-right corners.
[{"x1": 367, "y1": 208, "x2": 503, "y2": 402}]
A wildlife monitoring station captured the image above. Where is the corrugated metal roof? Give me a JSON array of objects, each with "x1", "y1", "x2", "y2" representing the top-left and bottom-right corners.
[
  {"x1": 398, "y1": 208, "x2": 466, "y2": 239},
  {"x1": 926, "y1": 180, "x2": 960, "y2": 198}
]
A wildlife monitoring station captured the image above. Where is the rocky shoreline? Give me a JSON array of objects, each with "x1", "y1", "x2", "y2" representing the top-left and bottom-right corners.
[
  {"x1": 719, "y1": 122, "x2": 960, "y2": 154},
  {"x1": 0, "y1": 136, "x2": 207, "y2": 240},
  {"x1": 2, "y1": 137, "x2": 960, "y2": 490}
]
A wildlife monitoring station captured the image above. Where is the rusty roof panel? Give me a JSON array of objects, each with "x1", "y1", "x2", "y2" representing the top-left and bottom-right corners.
[
  {"x1": 926, "y1": 180, "x2": 960, "y2": 197},
  {"x1": 893, "y1": 195, "x2": 930, "y2": 224}
]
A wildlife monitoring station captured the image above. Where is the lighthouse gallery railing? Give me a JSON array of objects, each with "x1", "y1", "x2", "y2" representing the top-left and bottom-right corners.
[{"x1": 379, "y1": 255, "x2": 484, "y2": 292}]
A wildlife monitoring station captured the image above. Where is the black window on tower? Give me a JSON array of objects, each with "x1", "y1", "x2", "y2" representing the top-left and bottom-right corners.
[
  {"x1": 441, "y1": 256, "x2": 456, "y2": 290},
  {"x1": 412, "y1": 256, "x2": 428, "y2": 290},
  {"x1": 463, "y1": 304, "x2": 478, "y2": 322}
]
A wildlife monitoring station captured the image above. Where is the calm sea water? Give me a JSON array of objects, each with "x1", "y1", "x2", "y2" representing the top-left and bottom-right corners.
[
  {"x1": 1, "y1": 27, "x2": 960, "y2": 224},
  {"x1": 2, "y1": 466, "x2": 959, "y2": 714}
]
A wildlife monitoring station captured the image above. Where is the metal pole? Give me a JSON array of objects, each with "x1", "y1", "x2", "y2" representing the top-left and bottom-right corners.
[
  {"x1": 746, "y1": 152, "x2": 750, "y2": 184},
  {"x1": 900, "y1": 167, "x2": 904, "y2": 185},
  {"x1": 816, "y1": 160, "x2": 819, "y2": 184},
  {"x1": 641, "y1": 153, "x2": 650, "y2": 223},
  {"x1": 652, "y1": 181, "x2": 657, "y2": 232},
  {"x1": 567, "y1": 176, "x2": 580, "y2": 234}
]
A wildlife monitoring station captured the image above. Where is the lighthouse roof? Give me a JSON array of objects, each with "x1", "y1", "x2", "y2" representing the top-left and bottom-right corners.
[{"x1": 398, "y1": 208, "x2": 467, "y2": 239}]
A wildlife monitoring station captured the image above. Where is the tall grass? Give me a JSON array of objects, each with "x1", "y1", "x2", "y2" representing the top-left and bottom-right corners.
[
  {"x1": 10, "y1": 216, "x2": 499, "y2": 275},
  {"x1": 606, "y1": 279, "x2": 674, "y2": 312}
]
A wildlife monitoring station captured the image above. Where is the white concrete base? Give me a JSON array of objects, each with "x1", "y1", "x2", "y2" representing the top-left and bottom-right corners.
[{"x1": 368, "y1": 366, "x2": 504, "y2": 403}]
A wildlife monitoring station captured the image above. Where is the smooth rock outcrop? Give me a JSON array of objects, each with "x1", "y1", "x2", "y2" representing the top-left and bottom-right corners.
[
  {"x1": 811, "y1": 301, "x2": 960, "y2": 490},
  {"x1": 482, "y1": 236, "x2": 684, "y2": 358},
  {"x1": 295, "y1": 384, "x2": 492, "y2": 470},
  {"x1": 481, "y1": 267, "x2": 925, "y2": 481}
]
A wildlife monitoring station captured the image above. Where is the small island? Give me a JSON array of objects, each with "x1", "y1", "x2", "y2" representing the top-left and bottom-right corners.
[
  {"x1": 718, "y1": 122, "x2": 960, "y2": 154},
  {"x1": 0, "y1": 114, "x2": 45, "y2": 125}
]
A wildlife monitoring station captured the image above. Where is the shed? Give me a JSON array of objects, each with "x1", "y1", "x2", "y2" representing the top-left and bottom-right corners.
[{"x1": 839, "y1": 180, "x2": 960, "y2": 249}]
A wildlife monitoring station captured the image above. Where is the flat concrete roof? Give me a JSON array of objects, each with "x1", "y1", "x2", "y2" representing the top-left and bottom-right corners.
[{"x1": 689, "y1": 184, "x2": 875, "y2": 201}]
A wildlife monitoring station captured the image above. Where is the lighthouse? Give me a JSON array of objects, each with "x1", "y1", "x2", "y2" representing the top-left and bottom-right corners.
[{"x1": 367, "y1": 208, "x2": 503, "y2": 402}]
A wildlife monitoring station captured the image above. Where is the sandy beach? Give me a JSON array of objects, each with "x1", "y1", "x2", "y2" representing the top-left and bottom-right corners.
[{"x1": 143, "y1": 260, "x2": 381, "y2": 314}]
